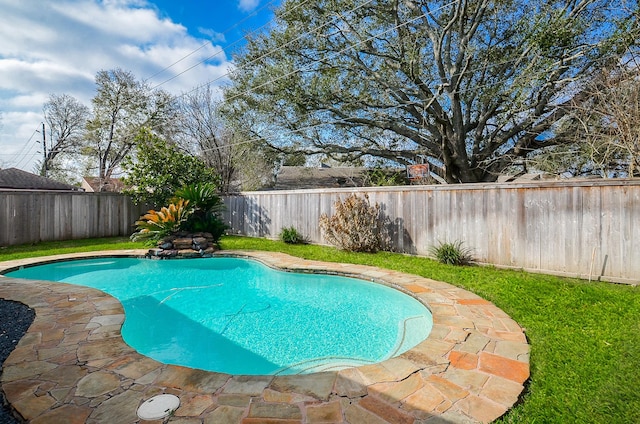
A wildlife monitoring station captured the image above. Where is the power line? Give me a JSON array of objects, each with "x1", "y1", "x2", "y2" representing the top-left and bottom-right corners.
[
  {"x1": 148, "y1": 0, "x2": 322, "y2": 90},
  {"x1": 76, "y1": 0, "x2": 452, "y2": 161},
  {"x1": 219, "y1": 26, "x2": 622, "y2": 124},
  {"x1": 145, "y1": 0, "x2": 282, "y2": 84},
  {"x1": 172, "y1": 0, "x2": 398, "y2": 99},
  {"x1": 11, "y1": 128, "x2": 41, "y2": 170},
  {"x1": 106, "y1": 0, "x2": 624, "y2": 164},
  {"x1": 152, "y1": 0, "x2": 601, "y2": 151},
  {"x1": 221, "y1": 0, "x2": 460, "y2": 104}
]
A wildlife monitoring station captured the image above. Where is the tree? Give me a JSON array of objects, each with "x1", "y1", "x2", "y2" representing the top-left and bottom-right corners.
[
  {"x1": 224, "y1": 0, "x2": 638, "y2": 183},
  {"x1": 41, "y1": 94, "x2": 89, "y2": 178},
  {"x1": 177, "y1": 86, "x2": 243, "y2": 193},
  {"x1": 179, "y1": 85, "x2": 286, "y2": 192},
  {"x1": 531, "y1": 53, "x2": 640, "y2": 177},
  {"x1": 122, "y1": 129, "x2": 219, "y2": 206},
  {"x1": 85, "y1": 68, "x2": 178, "y2": 180},
  {"x1": 282, "y1": 151, "x2": 306, "y2": 166}
]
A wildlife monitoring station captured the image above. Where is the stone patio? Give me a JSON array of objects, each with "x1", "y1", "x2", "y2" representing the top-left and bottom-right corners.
[{"x1": 0, "y1": 250, "x2": 529, "y2": 423}]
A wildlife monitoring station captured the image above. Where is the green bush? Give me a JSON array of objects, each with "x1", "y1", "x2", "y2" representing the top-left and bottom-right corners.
[
  {"x1": 174, "y1": 183, "x2": 227, "y2": 242},
  {"x1": 429, "y1": 240, "x2": 474, "y2": 265},
  {"x1": 364, "y1": 167, "x2": 408, "y2": 186},
  {"x1": 122, "y1": 129, "x2": 220, "y2": 206},
  {"x1": 173, "y1": 183, "x2": 224, "y2": 214},
  {"x1": 319, "y1": 194, "x2": 384, "y2": 253},
  {"x1": 279, "y1": 227, "x2": 306, "y2": 244}
]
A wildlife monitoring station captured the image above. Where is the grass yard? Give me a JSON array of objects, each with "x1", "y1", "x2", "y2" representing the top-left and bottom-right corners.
[{"x1": 1, "y1": 236, "x2": 639, "y2": 423}]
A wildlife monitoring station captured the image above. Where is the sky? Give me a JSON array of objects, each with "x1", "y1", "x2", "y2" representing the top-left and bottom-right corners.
[{"x1": 0, "y1": 0, "x2": 281, "y2": 173}]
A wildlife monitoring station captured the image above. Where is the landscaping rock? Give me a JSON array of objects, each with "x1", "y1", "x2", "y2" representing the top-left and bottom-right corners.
[
  {"x1": 147, "y1": 234, "x2": 219, "y2": 259},
  {"x1": 193, "y1": 237, "x2": 209, "y2": 250},
  {"x1": 157, "y1": 249, "x2": 178, "y2": 258},
  {"x1": 178, "y1": 249, "x2": 201, "y2": 258},
  {"x1": 172, "y1": 238, "x2": 194, "y2": 250}
]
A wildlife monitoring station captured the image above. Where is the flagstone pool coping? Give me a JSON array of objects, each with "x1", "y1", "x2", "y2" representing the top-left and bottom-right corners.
[{"x1": 0, "y1": 250, "x2": 529, "y2": 423}]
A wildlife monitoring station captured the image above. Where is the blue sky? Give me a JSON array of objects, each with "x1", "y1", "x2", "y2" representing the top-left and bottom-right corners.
[
  {"x1": 0, "y1": 0, "x2": 280, "y2": 173},
  {"x1": 151, "y1": 0, "x2": 275, "y2": 41}
]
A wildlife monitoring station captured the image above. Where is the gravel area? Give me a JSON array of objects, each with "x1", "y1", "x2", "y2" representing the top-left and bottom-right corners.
[{"x1": 0, "y1": 299, "x2": 35, "y2": 424}]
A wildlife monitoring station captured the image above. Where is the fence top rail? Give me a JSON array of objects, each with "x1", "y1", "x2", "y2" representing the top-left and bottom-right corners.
[
  {"x1": 0, "y1": 190, "x2": 129, "y2": 197},
  {"x1": 226, "y1": 178, "x2": 640, "y2": 196}
]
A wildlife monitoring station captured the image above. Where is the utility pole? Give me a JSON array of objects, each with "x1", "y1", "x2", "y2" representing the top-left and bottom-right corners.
[{"x1": 42, "y1": 122, "x2": 47, "y2": 178}]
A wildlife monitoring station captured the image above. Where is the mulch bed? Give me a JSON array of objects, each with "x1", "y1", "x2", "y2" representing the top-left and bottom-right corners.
[{"x1": 0, "y1": 299, "x2": 35, "y2": 424}]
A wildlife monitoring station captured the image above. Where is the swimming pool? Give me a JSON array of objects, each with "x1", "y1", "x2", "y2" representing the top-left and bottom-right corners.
[{"x1": 5, "y1": 257, "x2": 432, "y2": 375}]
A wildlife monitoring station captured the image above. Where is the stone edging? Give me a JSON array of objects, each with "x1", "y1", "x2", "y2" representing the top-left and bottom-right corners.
[{"x1": 0, "y1": 250, "x2": 529, "y2": 423}]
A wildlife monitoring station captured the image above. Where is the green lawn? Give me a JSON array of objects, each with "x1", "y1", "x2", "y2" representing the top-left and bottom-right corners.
[{"x1": 1, "y1": 236, "x2": 639, "y2": 423}]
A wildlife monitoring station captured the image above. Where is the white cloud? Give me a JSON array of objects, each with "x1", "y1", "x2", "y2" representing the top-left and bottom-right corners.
[
  {"x1": 0, "y1": 0, "x2": 233, "y2": 172},
  {"x1": 238, "y1": 0, "x2": 260, "y2": 13},
  {"x1": 198, "y1": 28, "x2": 226, "y2": 43}
]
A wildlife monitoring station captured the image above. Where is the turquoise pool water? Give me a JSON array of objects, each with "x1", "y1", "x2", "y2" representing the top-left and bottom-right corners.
[{"x1": 5, "y1": 257, "x2": 432, "y2": 375}]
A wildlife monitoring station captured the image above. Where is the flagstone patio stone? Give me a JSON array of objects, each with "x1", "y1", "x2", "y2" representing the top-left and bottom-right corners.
[
  {"x1": 0, "y1": 250, "x2": 529, "y2": 423},
  {"x1": 76, "y1": 371, "x2": 122, "y2": 398}
]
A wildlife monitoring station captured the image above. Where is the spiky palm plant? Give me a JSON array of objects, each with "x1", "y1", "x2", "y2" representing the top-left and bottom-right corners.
[
  {"x1": 173, "y1": 183, "x2": 224, "y2": 214},
  {"x1": 131, "y1": 199, "x2": 192, "y2": 242},
  {"x1": 173, "y1": 182, "x2": 227, "y2": 241}
]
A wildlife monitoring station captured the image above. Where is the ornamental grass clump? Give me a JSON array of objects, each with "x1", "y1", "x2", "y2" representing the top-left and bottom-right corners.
[
  {"x1": 319, "y1": 194, "x2": 384, "y2": 253},
  {"x1": 429, "y1": 240, "x2": 474, "y2": 265},
  {"x1": 279, "y1": 227, "x2": 306, "y2": 244}
]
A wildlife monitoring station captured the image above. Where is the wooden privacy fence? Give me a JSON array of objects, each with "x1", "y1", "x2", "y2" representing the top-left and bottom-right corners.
[
  {"x1": 222, "y1": 179, "x2": 640, "y2": 284},
  {"x1": 1, "y1": 181, "x2": 637, "y2": 284},
  {"x1": 0, "y1": 191, "x2": 148, "y2": 247}
]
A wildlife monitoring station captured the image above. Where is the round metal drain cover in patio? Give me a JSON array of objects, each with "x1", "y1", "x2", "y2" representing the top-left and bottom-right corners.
[{"x1": 137, "y1": 394, "x2": 180, "y2": 420}]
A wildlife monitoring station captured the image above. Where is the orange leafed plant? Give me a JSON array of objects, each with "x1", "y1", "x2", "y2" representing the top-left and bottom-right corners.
[{"x1": 131, "y1": 199, "x2": 192, "y2": 241}]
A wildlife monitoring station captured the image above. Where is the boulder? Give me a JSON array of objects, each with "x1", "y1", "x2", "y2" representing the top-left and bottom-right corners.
[
  {"x1": 178, "y1": 249, "x2": 201, "y2": 258},
  {"x1": 157, "y1": 249, "x2": 178, "y2": 258},
  {"x1": 172, "y1": 238, "x2": 194, "y2": 250},
  {"x1": 192, "y1": 237, "x2": 209, "y2": 250},
  {"x1": 158, "y1": 241, "x2": 173, "y2": 250}
]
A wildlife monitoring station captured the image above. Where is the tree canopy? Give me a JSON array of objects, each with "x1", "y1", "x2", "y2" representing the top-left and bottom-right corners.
[
  {"x1": 41, "y1": 94, "x2": 89, "y2": 178},
  {"x1": 531, "y1": 54, "x2": 640, "y2": 177},
  {"x1": 85, "y1": 68, "x2": 178, "y2": 180},
  {"x1": 224, "y1": 0, "x2": 639, "y2": 183},
  {"x1": 122, "y1": 129, "x2": 219, "y2": 206},
  {"x1": 177, "y1": 85, "x2": 245, "y2": 194}
]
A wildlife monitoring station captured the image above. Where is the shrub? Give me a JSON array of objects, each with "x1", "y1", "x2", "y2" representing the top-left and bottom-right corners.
[
  {"x1": 279, "y1": 227, "x2": 306, "y2": 244},
  {"x1": 319, "y1": 194, "x2": 383, "y2": 252},
  {"x1": 174, "y1": 183, "x2": 227, "y2": 243},
  {"x1": 364, "y1": 167, "x2": 408, "y2": 186},
  {"x1": 122, "y1": 129, "x2": 220, "y2": 206},
  {"x1": 429, "y1": 240, "x2": 474, "y2": 265},
  {"x1": 131, "y1": 199, "x2": 192, "y2": 242}
]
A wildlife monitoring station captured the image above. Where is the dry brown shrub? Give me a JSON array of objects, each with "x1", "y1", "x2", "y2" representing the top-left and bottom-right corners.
[{"x1": 319, "y1": 194, "x2": 384, "y2": 252}]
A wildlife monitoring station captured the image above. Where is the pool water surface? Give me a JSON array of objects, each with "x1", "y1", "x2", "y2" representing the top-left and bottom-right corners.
[{"x1": 6, "y1": 257, "x2": 432, "y2": 375}]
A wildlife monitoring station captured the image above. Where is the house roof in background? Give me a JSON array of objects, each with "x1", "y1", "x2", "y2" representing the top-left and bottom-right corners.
[
  {"x1": 81, "y1": 177, "x2": 126, "y2": 193},
  {"x1": 271, "y1": 166, "x2": 367, "y2": 190},
  {"x1": 0, "y1": 168, "x2": 81, "y2": 191}
]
